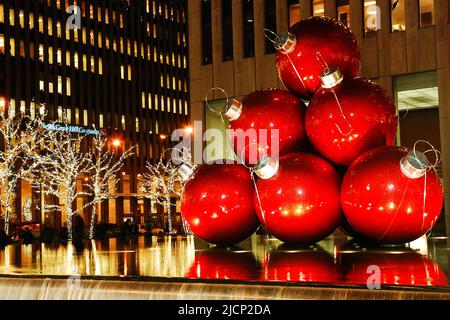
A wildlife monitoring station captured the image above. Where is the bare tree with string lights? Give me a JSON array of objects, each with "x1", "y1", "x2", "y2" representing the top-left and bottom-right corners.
[
  {"x1": 26, "y1": 113, "x2": 93, "y2": 240},
  {"x1": 139, "y1": 148, "x2": 190, "y2": 235},
  {"x1": 0, "y1": 105, "x2": 41, "y2": 235},
  {"x1": 85, "y1": 133, "x2": 134, "y2": 239}
]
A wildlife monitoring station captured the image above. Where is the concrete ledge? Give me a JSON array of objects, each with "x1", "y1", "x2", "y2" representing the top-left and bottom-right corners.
[{"x1": 0, "y1": 277, "x2": 450, "y2": 300}]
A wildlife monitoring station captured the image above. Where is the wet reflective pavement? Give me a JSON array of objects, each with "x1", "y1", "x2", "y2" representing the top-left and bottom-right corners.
[{"x1": 0, "y1": 234, "x2": 449, "y2": 290}]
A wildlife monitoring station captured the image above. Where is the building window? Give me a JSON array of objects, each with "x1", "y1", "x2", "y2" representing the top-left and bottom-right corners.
[
  {"x1": 201, "y1": 0, "x2": 213, "y2": 65},
  {"x1": 0, "y1": 34, "x2": 4, "y2": 54},
  {"x1": 288, "y1": 0, "x2": 300, "y2": 27},
  {"x1": 419, "y1": 0, "x2": 434, "y2": 27},
  {"x1": 312, "y1": 0, "x2": 324, "y2": 17},
  {"x1": 243, "y1": 0, "x2": 255, "y2": 58},
  {"x1": 222, "y1": 0, "x2": 233, "y2": 61},
  {"x1": 364, "y1": 0, "x2": 380, "y2": 35},
  {"x1": 394, "y1": 71, "x2": 440, "y2": 154},
  {"x1": 391, "y1": 0, "x2": 405, "y2": 31},
  {"x1": 337, "y1": 0, "x2": 350, "y2": 28},
  {"x1": 264, "y1": 0, "x2": 277, "y2": 54}
]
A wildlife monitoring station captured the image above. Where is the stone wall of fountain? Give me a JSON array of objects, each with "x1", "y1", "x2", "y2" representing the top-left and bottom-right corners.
[{"x1": 0, "y1": 277, "x2": 449, "y2": 300}]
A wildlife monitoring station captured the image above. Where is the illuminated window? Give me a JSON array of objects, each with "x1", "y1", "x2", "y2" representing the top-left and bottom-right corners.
[
  {"x1": 48, "y1": 18, "x2": 53, "y2": 36},
  {"x1": 19, "y1": 10, "x2": 24, "y2": 28},
  {"x1": 57, "y1": 76, "x2": 63, "y2": 94},
  {"x1": 99, "y1": 114, "x2": 104, "y2": 128},
  {"x1": 90, "y1": 5, "x2": 94, "y2": 19},
  {"x1": 82, "y1": 27, "x2": 87, "y2": 44},
  {"x1": 82, "y1": 54, "x2": 87, "y2": 71},
  {"x1": 136, "y1": 118, "x2": 140, "y2": 133},
  {"x1": 9, "y1": 9, "x2": 14, "y2": 26},
  {"x1": 39, "y1": 44, "x2": 44, "y2": 61},
  {"x1": 337, "y1": 0, "x2": 350, "y2": 28},
  {"x1": 58, "y1": 106, "x2": 63, "y2": 122},
  {"x1": 312, "y1": 0, "x2": 324, "y2": 16},
  {"x1": 0, "y1": 4, "x2": 4, "y2": 24},
  {"x1": 30, "y1": 101, "x2": 36, "y2": 119},
  {"x1": 29, "y1": 13, "x2": 34, "y2": 29},
  {"x1": 90, "y1": 56, "x2": 95, "y2": 72},
  {"x1": 74, "y1": 53, "x2": 79, "y2": 68},
  {"x1": 127, "y1": 39, "x2": 131, "y2": 55},
  {"x1": 66, "y1": 78, "x2": 71, "y2": 95},
  {"x1": 364, "y1": 0, "x2": 380, "y2": 35},
  {"x1": 75, "y1": 108, "x2": 80, "y2": 125},
  {"x1": 48, "y1": 46, "x2": 53, "y2": 64},
  {"x1": 98, "y1": 58, "x2": 103, "y2": 75},
  {"x1": 39, "y1": 16, "x2": 44, "y2": 33},
  {"x1": 0, "y1": 34, "x2": 4, "y2": 54},
  {"x1": 121, "y1": 115, "x2": 126, "y2": 131},
  {"x1": 128, "y1": 65, "x2": 132, "y2": 81},
  {"x1": 57, "y1": 21, "x2": 62, "y2": 37},
  {"x1": 391, "y1": 0, "x2": 405, "y2": 31},
  {"x1": 419, "y1": 0, "x2": 434, "y2": 27},
  {"x1": 120, "y1": 65, "x2": 125, "y2": 79},
  {"x1": 9, "y1": 39, "x2": 15, "y2": 56},
  {"x1": 57, "y1": 49, "x2": 62, "y2": 65},
  {"x1": 84, "y1": 110, "x2": 88, "y2": 126}
]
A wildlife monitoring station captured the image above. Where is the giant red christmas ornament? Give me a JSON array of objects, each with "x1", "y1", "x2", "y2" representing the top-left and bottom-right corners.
[
  {"x1": 274, "y1": 16, "x2": 360, "y2": 99},
  {"x1": 343, "y1": 249, "x2": 448, "y2": 287},
  {"x1": 306, "y1": 69, "x2": 398, "y2": 166},
  {"x1": 224, "y1": 88, "x2": 308, "y2": 165},
  {"x1": 186, "y1": 248, "x2": 259, "y2": 281},
  {"x1": 261, "y1": 245, "x2": 340, "y2": 284},
  {"x1": 180, "y1": 162, "x2": 259, "y2": 245},
  {"x1": 341, "y1": 146, "x2": 443, "y2": 244},
  {"x1": 253, "y1": 153, "x2": 342, "y2": 244}
]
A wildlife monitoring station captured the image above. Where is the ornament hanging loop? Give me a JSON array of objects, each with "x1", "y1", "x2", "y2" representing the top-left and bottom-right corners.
[
  {"x1": 413, "y1": 140, "x2": 442, "y2": 170},
  {"x1": 264, "y1": 28, "x2": 281, "y2": 46},
  {"x1": 205, "y1": 87, "x2": 230, "y2": 114}
]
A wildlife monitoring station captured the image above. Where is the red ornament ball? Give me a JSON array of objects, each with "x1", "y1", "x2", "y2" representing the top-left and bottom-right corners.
[
  {"x1": 254, "y1": 153, "x2": 342, "y2": 244},
  {"x1": 343, "y1": 250, "x2": 448, "y2": 287},
  {"x1": 261, "y1": 245, "x2": 340, "y2": 284},
  {"x1": 341, "y1": 146, "x2": 444, "y2": 244},
  {"x1": 186, "y1": 248, "x2": 259, "y2": 281},
  {"x1": 275, "y1": 16, "x2": 360, "y2": 99},
  {"x1": 306, "y1": 76, "x2": 398, "y2": 166},
  {"x1": 181, "y1": 163, "x2": 259, "y2": 245},
  {"x1": 227, "y1": 88, "x2": 308, "y2": 165}
]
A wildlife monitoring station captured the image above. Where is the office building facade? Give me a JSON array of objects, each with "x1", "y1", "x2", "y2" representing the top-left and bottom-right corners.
[{"x1": 0, "y1": 0, "x2": 190, "y2": 229}]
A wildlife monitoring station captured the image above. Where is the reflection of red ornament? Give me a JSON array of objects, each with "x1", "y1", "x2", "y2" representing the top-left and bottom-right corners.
[
  {"x1": 261, "y1": 245, "x2": 340, "y2": 283},
  {"x1": 306, "y1": 71, "x2": 398, "y2": 166},
  {"x1": 254, "y1": 153, "x2": 342, "y2": 244},
  {"x1": 343, "y1": 249, "x2": 448, "y2": 287},
  {"x1": 341, "y1": 146, "x2": 443, "y2": 244},
  {"x1": 186, "y1": 248, "x2": 259, "y2": 281},
  {"x1": 180, "y1": 163, "x2": 259, "y2": 245},
  {"x1": 275, "y1": 17, "x2": 360, "y2": 99},
  {"x1": 225, "y1": 88, "x2": 308, "y2": 165}
]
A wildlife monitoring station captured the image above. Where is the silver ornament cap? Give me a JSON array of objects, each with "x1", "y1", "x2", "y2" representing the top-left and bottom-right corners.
[
  {"x1": 400, "y1": 150, "x2": 429, "y2": 179},
  {"x1": 320, "y1": 67, "x2": 344, "y2": 89},
  {"x1": 223, "y1": 98, "x2": 243, "y2": 122},
  {"x1": 254, "y1": 155, "x2": 280, "y2": 180},
  {"x1": 179, "y1": 162, "x2": 197, "y2": 181},
  {"x1": 274, "y1": 31, "x2": 297, "y2": 55}
]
